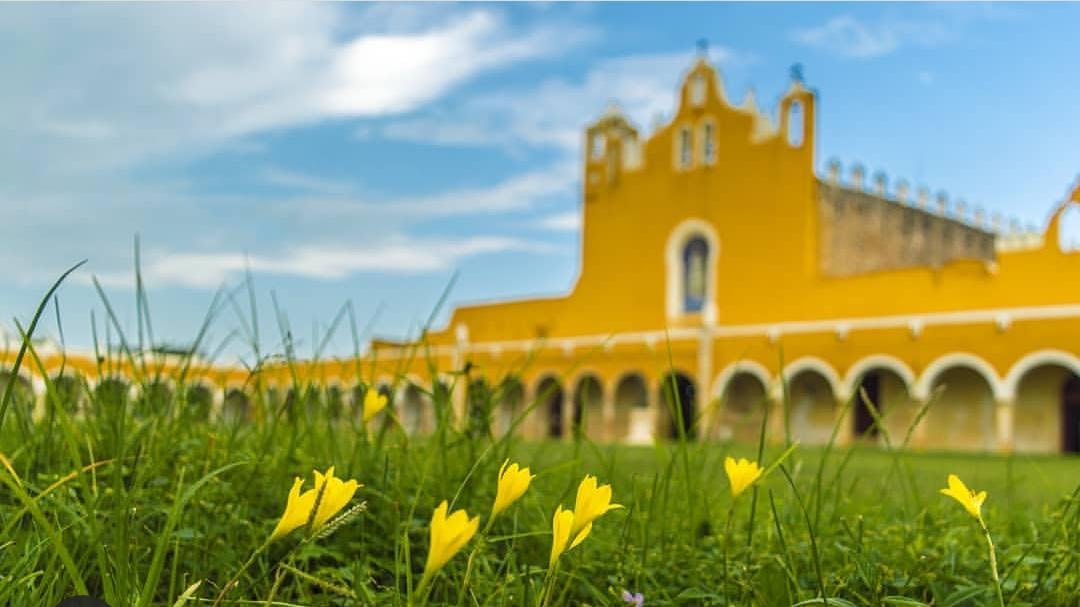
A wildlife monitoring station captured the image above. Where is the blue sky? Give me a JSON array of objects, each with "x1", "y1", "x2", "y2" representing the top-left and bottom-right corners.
[{"x1": 2, "y1": 2, "x2": 1079, "y2": 362}]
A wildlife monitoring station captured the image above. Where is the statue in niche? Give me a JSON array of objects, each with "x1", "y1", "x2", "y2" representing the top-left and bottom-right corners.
[{"x1": 683, "y1": 236, "x2": 708, "y2": 313}]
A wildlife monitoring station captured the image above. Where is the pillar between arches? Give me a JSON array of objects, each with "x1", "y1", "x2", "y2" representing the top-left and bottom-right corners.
[{"x1": 995, "y1": 398, "x2": 1015, "y2": 453}]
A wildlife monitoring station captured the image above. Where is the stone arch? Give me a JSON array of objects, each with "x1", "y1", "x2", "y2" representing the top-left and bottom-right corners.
[
  {"x1": 466, "y1": 377, "x2": 492, "y2": 437},
  {"x1": 183, "y1": 381, "x2": 215, "y2": 420},
  {"x1": 786, "y1": 365, "x2": 839, "y2": 445},
  {"x1": 780, "y1": 357, "x2": 845, "y2": 401},
  {"x1": 844, "y1": 355, "x2": 916, "y2": 396},
  {"x1": 535, "y1": 375, "x2": 565, "y2": 439},
  {"x1": 399, "y1": 382, "x2": 429, "y2": 435},
  {"x1": 495, "y1": 376, "x2": 525, "y2": 437},
  {"x1": 665, "y1": 218, "x2": 720, "y2": 323},
  {"x1": 712, "y1": 360, "x2": 773, "y2": 400},
  {"x1": 845, "y1": 355, "x2": 917, "y2": 441},
  {"x1": 1002, "y1": 350, "x2": 1080, "y2": 403},
  {"x1": 432, "y1": 376, "x2": 454, "y2": 427},
  {"x1": 571, "y1": 372, "x2": 605, "y2": 440},
  {"x1": 93, "y1": 376, "x2": 130, "y2": 412},
  {"x1": 914, "y1": 353, "x2": 1004, "y2": 401},
  {"x1": 47, "y1": 372, "x2": 87, "y2": 415},
  {"x1": 324, "y1": 382, "x2": 346, "y2": 419},
  {"x1": 223, "y1": 387, "x2": 250, "y2": 422},
  {"x1": 137, "y1": 377, "x2": 174, "y2": 417},
  {"x1": 659, "y1": 371, "x2": 697, "y2": 440},
  {"x1": 714, "y1": 369, "x2": 770, "y2": 443},
  {"x1": 613, "y1": 372, "x2": 650, "y2": 444},
  {"x1": 1005, "y1": 351, "x2": 1080, "y2": 453},
  {"x1": 0, "y1": 369, "x2": 37, "y2": 417},
  {"x1": 918, "y1": 354, "x2": 1000, "y2": 451}
]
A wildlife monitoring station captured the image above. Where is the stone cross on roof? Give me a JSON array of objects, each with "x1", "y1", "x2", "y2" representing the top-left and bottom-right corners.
[{"x1": 790, "y1": 63, "x2": 805, "y2": 83}]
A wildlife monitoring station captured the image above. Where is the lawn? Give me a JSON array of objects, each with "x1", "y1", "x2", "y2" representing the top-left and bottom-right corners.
[{"x1": 1, "y1": 373, "x2": 1077, "y2": 606}]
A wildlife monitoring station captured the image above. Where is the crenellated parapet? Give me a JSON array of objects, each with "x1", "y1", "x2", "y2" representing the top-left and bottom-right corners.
[{"x1": 818, "y1": 160, "x2": 999, "y2": 276}]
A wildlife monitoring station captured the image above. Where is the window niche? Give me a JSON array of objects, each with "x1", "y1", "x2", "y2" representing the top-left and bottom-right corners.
[
  {"x1": 702, "y1": 121, "x2": 716, "y2": 165},
  {"x1": 690, "y1": 73, "x2": 706, "y2": 107},
  {"x1": 677, "y1": 127, "x2": 692, "y2": 169},
  {"x1": 786, "y1": 100, "x2": 805, "y2": 148},
  {"x1": 682, "y1": 236, "x2": 709, "y2": 314}
]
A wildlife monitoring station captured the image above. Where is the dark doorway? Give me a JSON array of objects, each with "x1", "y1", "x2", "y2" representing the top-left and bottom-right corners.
[
  {"x1": 1063, "y1": 375, "x2": 1080, "y2": 453},
  {"x1": 854, "y1": 372, "x2": 881, "y2": 437},
  {"x1": 660, "y1": 373, "x2": 696, "y2": 439},
  {"x1": 537, "y1": 377, "x2": 564, "y2": 439}
]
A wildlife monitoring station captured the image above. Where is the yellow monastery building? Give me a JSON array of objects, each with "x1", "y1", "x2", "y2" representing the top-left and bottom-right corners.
[{"x1": 5, "y1": 57, "x2": 1080, "y2": 454}]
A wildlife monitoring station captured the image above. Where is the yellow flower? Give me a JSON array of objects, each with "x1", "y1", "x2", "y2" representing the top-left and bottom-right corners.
[
  {"x1": 549, "y1": 505, "x2": 591, "y2": 566},
  {"x1": 940, "y1": 474, "x2": 987, "y2": 521},
  {"x1": 571, "y1": 475, "x2": 622, "y2": 536},
  {"x1": 724, "y1": 456, "x2": 764, "y2": 499},
  {"x1": 424, "y1": 500, "x2": 479, "y2": 576},
  {"x1": 270, "y1": 466, "x2": 360, "y2": 540},
  {"x1": 363, "y1": 388, "x2": 388, "y2": 423},
  {"x1": 491, "y1": 460, "x2": 535, "y2": 519}
]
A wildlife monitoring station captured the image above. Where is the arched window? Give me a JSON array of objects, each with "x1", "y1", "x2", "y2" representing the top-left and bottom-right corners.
[
  {"x1": 682, "y1": 236, "x2": 709, "y2": 313},
  {"x1": 690, "y1": 74, "x2": 706, "y2": 106},
  {"x1": 787, "y1": 101, "x2": 804, "y2": 148},
  {"x1": 666, "y1": 219, "x2": 719, "y2": 322},
  {"x1": 589, "y1": 133, "x2": 605, "y2": 160},
  {"x1": 677, "y1": 127, "x2": 692, "y2": 169},
  {"x1": 702, "y1": 121, "x2": 716, "y2": 165}
]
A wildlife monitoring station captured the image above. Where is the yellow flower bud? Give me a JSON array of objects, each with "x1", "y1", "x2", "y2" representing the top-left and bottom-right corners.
[
  {"x1": 424, "y1": 500, "x2": 479, "y2": 576},
  {"x1": 363, "y1": 388, "x2": 388, "y2": 423},
  {"x1": 571, "y1": 475, "x2": 622, "y2": 536},
  {"x1": 491, "y1": 460, "x2": 535, "y2": 519},
  {"x1": 549, "y1": 505, "x2": 591, "y2": 566}
]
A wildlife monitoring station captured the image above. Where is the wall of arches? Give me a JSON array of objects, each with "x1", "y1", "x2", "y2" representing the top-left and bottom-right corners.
[{"x1": 5, "y1": 344, "x2": 1080, "y2": 453}]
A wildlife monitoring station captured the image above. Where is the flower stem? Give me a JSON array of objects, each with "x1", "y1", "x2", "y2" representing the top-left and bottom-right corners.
[
  {"x1": 211, "y1": 538, "x2": 270, "y2": 607},
  {"x1": 538, "y1": 561, "x2": 560, "y2": 607},
  {"x1": 723, "y1": 503, "x2": 735, "y2": 599},
  {"x1": 411, "y1": 570, "x2": 433, "y2": 607},
  {"x1": 980, "y1": 519, "x2": 1006, "y2": 607}
]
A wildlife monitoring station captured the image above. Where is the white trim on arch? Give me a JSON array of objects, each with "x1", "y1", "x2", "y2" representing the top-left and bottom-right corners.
[
  {"x1": 914, "y1": 352, "x2": 1005, "y2": 401},
  {"x1": 844, "y1": 355, "x2": 916, "y2": 399},
  {"x1": 779, "y1": 356, "x2": 845, "y2": 401},
  {"x1": 1001, "y1": 349, "x2": 1080, "y2": 403},
  {"x1": 665, "y1": 218, "x2": 720, "y2": 324},
  {"x1": 712, "y1": 360, "x2": 772, "y2": 399}
]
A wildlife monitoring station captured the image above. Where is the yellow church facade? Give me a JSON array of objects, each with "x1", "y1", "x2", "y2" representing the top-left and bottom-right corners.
[{"x1": 5, "y1": 58, "x2": 1080, "y2": 454}]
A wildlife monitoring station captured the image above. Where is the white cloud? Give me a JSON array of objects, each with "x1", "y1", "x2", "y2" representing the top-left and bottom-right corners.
[
  {"x1": 537, "y1": 211, "x2": 581, "y2": 232},
  {"x1": 0, "y1": 3, "x2": 589, "y2": 290},
  {"x1": 0, "y1": 4, "x2": 590, "y2": 191},
  {"x1": 291, "y1": 161, "x2": 579, "y2": 223},
  {"x1": 260, "y1": 167, "x2": 356, "y2": 196},
  {"x1": 92, "y1": 235, "x2": 551, "y2": 289},
  {"x1": 376, "y1": 47, "x2": 752, "y2": 152},
  {"x1": 791, "y1": 15, "x2": 949, "y2": 59}
]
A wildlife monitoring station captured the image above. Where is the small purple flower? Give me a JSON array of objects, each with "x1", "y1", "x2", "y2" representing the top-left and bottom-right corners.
[{"x1": 621, "y1": 590, "x2": 644, "y2": 606}]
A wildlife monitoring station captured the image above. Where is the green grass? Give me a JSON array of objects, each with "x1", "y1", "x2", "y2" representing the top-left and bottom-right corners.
[
  {"x1": 1, "y1": 266, "x2": 1078, "y2": 606},
  {"x1": 1, "y1": 379, "x2": 1078, "y2": 606}
]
